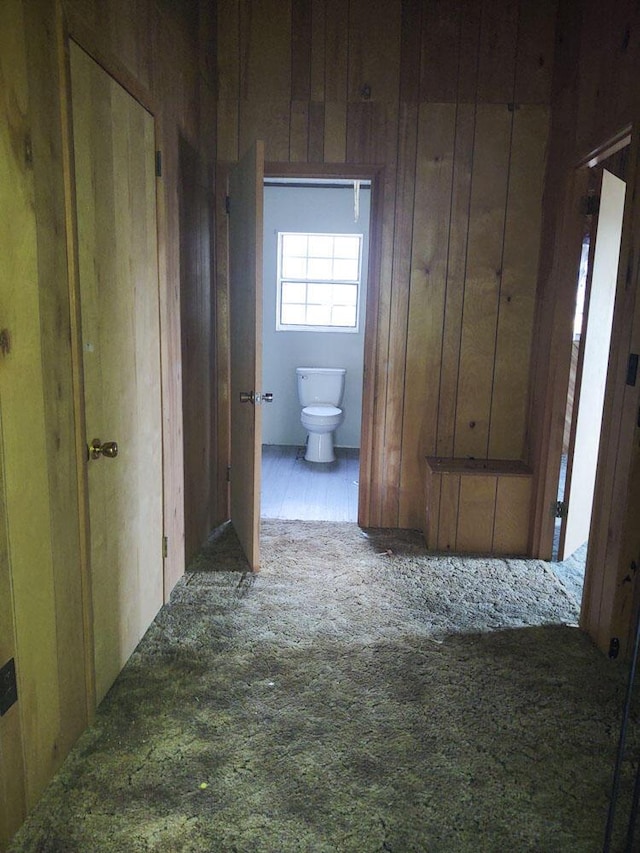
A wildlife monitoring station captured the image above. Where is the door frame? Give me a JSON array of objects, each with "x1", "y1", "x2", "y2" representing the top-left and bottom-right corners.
[
  {"x1": 531, "y1": 126, "x2": 640, "y2": 654},
  {"x1": 262, "y1": 161, "x2": 385, "y2": 527},
  {"x1": 57, "y1": 18, "x2": 167, "y2": 711}
]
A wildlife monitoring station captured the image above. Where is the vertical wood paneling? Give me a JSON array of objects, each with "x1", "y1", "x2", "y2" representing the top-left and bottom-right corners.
[
  {"x1": 437, "y1": 474, "x2": 460, "y2": 550},
  {"x1": 454, "y1": 104, "x2": 512, "y2": 458},
  {"x1": 514, "y1": 0, "x2": 556, "y2": 104},
  {"x1": 324, "y1": 102, "x2": 347, "y2": 162},
  {"x1": 400, "y1": 103, "x2": 455, "y2": 528},
  {"x1": 324, "y1": 0, "x2": 348, "y2": 101},
  {"x1": 348, "y1": 0, "x2": 402, "y2": 103},
  {"x1": 289, "y1": 99, "x2": 309, "y2": 162},
  {"x1": 493, "y1": 475, "x2": 531, "y2": 553},
  {"x1": 476, "y1": 0, "x2": 519, "y2": 103},
  {"x1": 308, "y1": 101, "x2": 325, "y2": 161},
  {"x1": 420, "y1": 0, "x2": 461, "y2": 103},
  {"x1": 240, "y1": 0, "x2": 291, "y2": 100},
  {"x1": 217, "y1": 0, "x2": 240, "y2": 162},
  {"x1": 291, "y1": 0, "x2": 312, "y2": 101},
  {"x1": 436, "y1": 103, "x2": 476, "y2": 456},
  {"x1": 456, "y1": 475, "x2": 497, "y2": 552},
  {"x1": 310, "y1": 0, "x2": 325, "y2": 101},
  {"x1": 216, "y1": 0, "x2": 555, "y2": 534},
  {"x1": 489, "y1": 106, "x2": 548, "y2": 458},
  {"x1": 400, "y1": 0, "x2": 423, "y2": 103}
]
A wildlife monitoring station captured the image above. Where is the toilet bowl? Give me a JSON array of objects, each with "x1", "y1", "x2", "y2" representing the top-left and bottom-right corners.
[{"x1": 296, "y1": 368, "x2": 346, "y2": 463}]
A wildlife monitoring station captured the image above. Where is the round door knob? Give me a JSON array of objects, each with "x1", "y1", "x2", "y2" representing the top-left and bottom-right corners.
[{"x1": 88, "y1": 438, "x2": 119, "y2": 460}]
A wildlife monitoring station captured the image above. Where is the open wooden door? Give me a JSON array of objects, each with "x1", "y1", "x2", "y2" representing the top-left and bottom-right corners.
[
  {"x1": 70, "y1": 43, "x2": 164, "y2": 703},
  {"x1": 559, "y1": 168, "x2": 626, "y2": 559},
  {"x1": 228, "y1": 142, "x2": 264, "y2": 570}
]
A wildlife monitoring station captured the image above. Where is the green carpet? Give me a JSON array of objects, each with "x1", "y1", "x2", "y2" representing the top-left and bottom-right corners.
[{"x1": 9, "y1": 521, "x2": 639, "y2": 852}]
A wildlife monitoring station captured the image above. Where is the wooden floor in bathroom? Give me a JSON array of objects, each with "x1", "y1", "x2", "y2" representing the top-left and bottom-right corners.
[{"x1": 260, "y1": 445, "x2": 359, "y2": 522}]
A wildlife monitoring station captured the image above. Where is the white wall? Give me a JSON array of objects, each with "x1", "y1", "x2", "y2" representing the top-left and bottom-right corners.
[{"x1": 262, "y1": 183, "x2": 370, "y2": 448}]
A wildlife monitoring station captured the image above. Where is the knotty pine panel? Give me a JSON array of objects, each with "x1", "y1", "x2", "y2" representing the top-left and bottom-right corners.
[
  {"x1": 217, "y1": 0, "x2": 556, "y2": 533},
  {"x1": 435, "y1": 103, "x2": 476, "y2": 457},
  {"x1": 489, "y1": 106, "x2": 549, "y2": 459},
  {"x1": 348, "y1": 0, "x2": 402, "y2": 103},
  {"x1": 454, "y1": 104, "x2": 513, "y2": 458},
  {"x1": 239, "y1": 0, "x2": 291, "y2": 100},
  {"x1": 476, "y1": 0, "x2": 518, "y2": 103},
  {"x1": 399, "y1": 103, "x2": 456, "y2": 529}
]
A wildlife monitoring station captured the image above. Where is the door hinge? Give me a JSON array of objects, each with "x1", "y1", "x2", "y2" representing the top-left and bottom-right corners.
[
  {"x1": 0, "y1": 658, "x2": 18, "y2": 716},
  {"x1": 162, "y1": 535, "x2": 168, "y2": 559},
  {"x1": 225, "y1": 195, "x2": 231, "y2": 215},
  {"x1": 155, "y1": 150, "x2": 162, "y2": 178},
  {"x1": 227, "y1": 465, "x2": 231, "y2": 483},
  {"x1": 554, "y1": 500, "x2": 567, "y2": 519},
  {"x1": 581, "y1": 194, "x2": 600, "y2": 216},
  {"x1": 609, "y1": 637, "x2": 620, "y2": 659},
  {"x1": 626, "y1": 353, "x2": 638, "y2": 386}
]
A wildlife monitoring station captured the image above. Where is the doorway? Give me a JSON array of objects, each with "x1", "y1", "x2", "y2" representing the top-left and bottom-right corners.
[
  {"x1": 260, "y1": 177, "x2": 372, "y2": 523},
  {"x1": 552, "y1": 147, "x2": 629, "y2": 604}
]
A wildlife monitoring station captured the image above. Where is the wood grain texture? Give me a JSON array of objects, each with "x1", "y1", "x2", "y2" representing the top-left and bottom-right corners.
[
  {"x1": 456, "y1": 475, "x2": 497, "y2": 552},
  {"x1": 216, "y1": 0, "x2": 556, "y2": 533},
  {"x1": 454, "y1": 104, "x2": 513, "y2": 458},
  {"x1": 399, "y1": 103, "x2": 455, "y2": 528},
  {"x1": 0, "y1": 0, "x2": 63, "y2": 810},
  {"x1": 493, "y1": 475, "x2": 531, "y2": 554},
  {"x1": 489, "y1": 106, "x2": 549, "y2": 459}
]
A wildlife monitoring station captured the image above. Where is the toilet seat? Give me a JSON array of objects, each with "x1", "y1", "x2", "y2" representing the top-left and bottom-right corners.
[{"x1": 301, "y1": 405, "x2": 342, "y2": 429}]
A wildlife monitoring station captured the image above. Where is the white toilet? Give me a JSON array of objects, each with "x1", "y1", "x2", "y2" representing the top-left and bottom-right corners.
[{"x1": 296, "y1": 367, "x2": 346, "y2": 463}]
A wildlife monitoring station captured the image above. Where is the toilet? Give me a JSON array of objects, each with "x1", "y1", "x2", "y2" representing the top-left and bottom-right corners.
[{"x1": 296, "y1": 367, "x2": 346, "y2": 463}]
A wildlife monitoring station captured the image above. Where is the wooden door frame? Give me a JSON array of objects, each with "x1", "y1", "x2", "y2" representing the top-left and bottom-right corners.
[
  {"x1": 56, "y1": 13, "x2": 167, "y2": 712},
  {"x1": 531, "y1": 126, "x2": 640, "y2": 654},
  {"x1": 262, "y1": 161, "x2": 385, "y2": 527}
]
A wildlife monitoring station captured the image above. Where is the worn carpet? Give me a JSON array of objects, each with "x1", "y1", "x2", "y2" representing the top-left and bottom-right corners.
[{"x1": 9, "y1": 521, "x2": 639, "y2": 852}]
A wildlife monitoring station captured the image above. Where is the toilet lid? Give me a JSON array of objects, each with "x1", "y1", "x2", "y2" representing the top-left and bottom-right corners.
[{"x1": 302, "y1": 405, "x2": 341, "y2": 417}]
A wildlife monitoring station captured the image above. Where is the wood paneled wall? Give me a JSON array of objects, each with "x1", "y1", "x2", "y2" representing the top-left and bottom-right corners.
[
  {"x1": 1, "y1": 1, "x2": 215, "y2": 846},
  {"x1": 216, "y1": 0, "x2": 556, "y2": 530},
  {"x1": 529, "y1": 0, "x2": 640, "y2": 657}
]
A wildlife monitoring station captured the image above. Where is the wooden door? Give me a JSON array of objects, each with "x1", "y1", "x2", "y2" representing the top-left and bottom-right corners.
[
  {"x1": 560, "y1": 169, "x2": 626, "y2": 559},
  {"x1": 228, "y1": 142, "x2": 264, "y2": 570},
  {"x1": 70, "y1": 43, "x2": 164, "y2": 703}
]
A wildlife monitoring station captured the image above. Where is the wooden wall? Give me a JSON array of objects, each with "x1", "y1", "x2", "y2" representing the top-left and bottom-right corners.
[
  {"x1": 216, "y1": 0, "x2": 556, "y2": 530},
  {"x1": 0, "y1": 1, "x2": 215, "y2": 846},
  {"x1": 529, "y1": 0, "x2": 640, "y2": 656}
]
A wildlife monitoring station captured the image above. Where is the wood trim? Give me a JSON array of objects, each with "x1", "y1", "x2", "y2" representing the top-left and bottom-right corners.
[
  {"x1": 62, "y1": 6, "x2": 157, "y2": 117},
  {"x1": 263, "y1": 161, "x2": 385, "y2": 529},
  {"x1": 55, "y1": 1, "x2": 96, "y2": 716}
]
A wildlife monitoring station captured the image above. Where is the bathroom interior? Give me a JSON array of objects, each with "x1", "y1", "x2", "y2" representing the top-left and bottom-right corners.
[{"x1": 260, "y1": 178, "x2": 371, "y2": 522}]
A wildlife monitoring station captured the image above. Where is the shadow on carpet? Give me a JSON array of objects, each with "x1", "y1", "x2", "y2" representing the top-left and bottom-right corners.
[{"x1": 9, "y1": 520, "x2": 639, "y2": 853}]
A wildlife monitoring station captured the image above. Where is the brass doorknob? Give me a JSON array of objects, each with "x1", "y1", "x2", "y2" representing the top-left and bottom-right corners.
[{"x1": 88, "y1": 438, "x2": 119, "y2": 460}]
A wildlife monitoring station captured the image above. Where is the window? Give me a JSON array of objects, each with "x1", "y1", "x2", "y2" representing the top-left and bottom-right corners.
[{"x1": 276, "y1": 232, "x2": 363, "y2": 332}]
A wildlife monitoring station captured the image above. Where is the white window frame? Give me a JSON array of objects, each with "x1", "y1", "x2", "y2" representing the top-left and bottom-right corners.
[{"x1": 276, "y1": 231, "x2": 363, "y2": 333}]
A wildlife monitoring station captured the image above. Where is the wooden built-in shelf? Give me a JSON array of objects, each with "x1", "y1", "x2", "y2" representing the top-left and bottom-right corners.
[{"x1": 425, "y1": 457, "x2": 532, "y2": 556}]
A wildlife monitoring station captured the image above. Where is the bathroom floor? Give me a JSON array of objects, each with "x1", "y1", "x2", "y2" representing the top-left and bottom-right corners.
[{"x1": 260, "y1": 444, "x2": 359, "y2": 522}]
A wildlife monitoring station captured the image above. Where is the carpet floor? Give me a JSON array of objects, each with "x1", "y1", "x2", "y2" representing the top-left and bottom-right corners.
[{"x1": 9, "y1": 521, "x2": 640, "y2": 852}]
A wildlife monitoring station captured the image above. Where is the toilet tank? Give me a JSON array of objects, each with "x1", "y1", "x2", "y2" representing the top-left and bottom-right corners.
[{"x1": 296, "y1": 367, "x2": 346, "y2": 406}]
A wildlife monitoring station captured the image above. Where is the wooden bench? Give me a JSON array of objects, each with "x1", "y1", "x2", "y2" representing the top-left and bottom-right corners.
[{"x1": 425, "y1": 458, "x2": 532, "y2": 556}]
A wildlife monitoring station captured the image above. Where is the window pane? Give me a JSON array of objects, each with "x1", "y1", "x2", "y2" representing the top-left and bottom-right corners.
[
  {"x1": 308, "y1": 235, "x2": 333, "y2": 258},
  {"x1": 282, "y1": 234, "x2": 307, "y2": 256},
  {"x1": 331, "y1": 305, "x2": 357, "y2": 327},
  {"x1": 281, "y1": 282, "x2": 307, "y2": 304},
  {"x1": 307, "y1": 282, "x2": 332, "y2": 305},
  {"x1": 282, "y1": 256, "x2": 306, "y2": 278},
  {"x1": 332, "y1": 284, "x2": 358, "y2": 306},
  {"x1": 334, "y1": 235, "x2": 360, "y2": 258},
  {"x1": 306, "y1": 304, "x2": 332, "y2": 326},
  {"x1": 281, "y1": 304, "x2": 306, "y2": 325},
  {"x1": 307, "y1": 258, "x2": 333, "y2": 280},
  {"x1": 333, "y1": 258, "x2": 359, "y2": 281}
]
